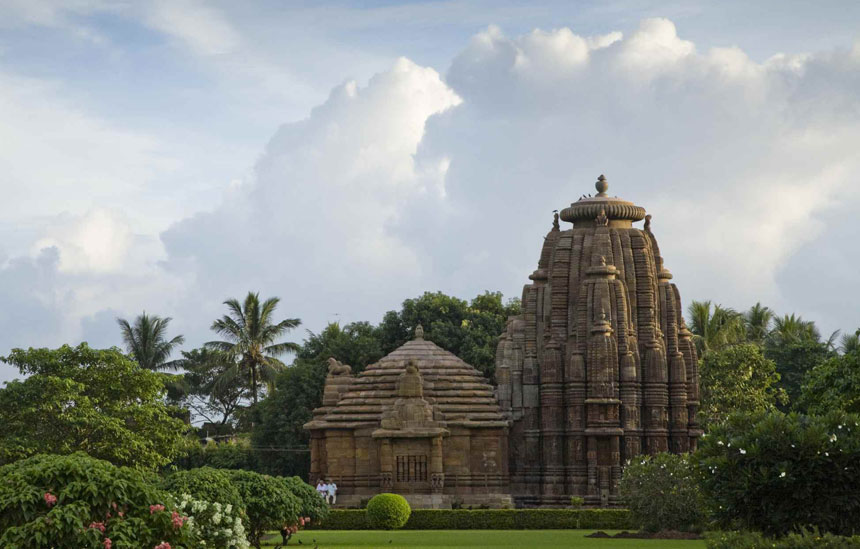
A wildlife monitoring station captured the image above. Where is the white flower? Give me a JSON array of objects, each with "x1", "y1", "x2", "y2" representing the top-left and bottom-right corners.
[
  {"x1": 829, "y1": 434, "x2": 837, "y2": 442},
  {"x1": 739, "y1": 449, "x2": 746, "y2": 455},
  {"x1": 717, "y1": 440, "x2": 724, "y2": 446},
  {"x1": 779, "y1": 472, "x2": 786, "y2": 478}
]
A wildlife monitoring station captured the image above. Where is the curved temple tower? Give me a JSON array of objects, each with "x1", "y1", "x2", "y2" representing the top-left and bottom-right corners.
[{"x1": 495, "y1": 175, "x2": 701, "y2": 507}]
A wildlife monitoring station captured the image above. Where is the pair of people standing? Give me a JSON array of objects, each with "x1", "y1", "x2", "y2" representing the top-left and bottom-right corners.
[{"x1": 316, "y1": 478, "x2": 337, "y2": 504}]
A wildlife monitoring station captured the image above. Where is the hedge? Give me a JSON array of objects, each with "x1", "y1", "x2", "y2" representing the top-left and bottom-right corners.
[{"x1": 310, "y1": 508, "x2": 633, "y2": 530}]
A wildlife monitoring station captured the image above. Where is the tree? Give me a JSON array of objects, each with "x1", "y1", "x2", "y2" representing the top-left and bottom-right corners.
[
  {"x1": 764, "y1": 316, "x2": 832, "y2": 410},
  {"x1": 0, "y1": 344, "x2": 187, "y2": 469},
  {"x1": 840, "y1": 329, "x2": 860, "y2": 354},
  {"x1": 686, "y1": 300, "x2": 745, "y2": 354},
  {"x1": 117, "y1": 312, "x2": 185, "y2": 371},
  {"x1": 299, "y1": 321, "x2": 385, "y2": 375},
  {"x1": 743, "y1": 302, "x2": 774, "y2": 344},
  {"x1": 768, "y1": 313, "x2": 821, "y2": 347},
  {"x1": 207, "y1": 292, "x2": 301, "y2": 404},
  {"x1": 698, "y1": 344, "x2": 787, "y2": 425},
  {"x1": 798, "y1": 350, "x2": 860, "y2": 415},
  {"x1": 179, "y1": 348, "x2": 247, "y2": 426},
  {"x1": 378, "y1": 291, "x2": 521, "y2": 379}
]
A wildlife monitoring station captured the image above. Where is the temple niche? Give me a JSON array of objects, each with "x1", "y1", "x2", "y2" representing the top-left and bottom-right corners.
[
  {"x1": 495, "y1": 175, "x2": 702, "y2": 507},
  {"x1": 304, "y1": 326, "x2": 511, "y2": 509}
]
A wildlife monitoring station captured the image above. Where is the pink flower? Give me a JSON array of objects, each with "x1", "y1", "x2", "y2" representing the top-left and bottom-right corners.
[
  {"x1": 43, "y1": 492, "x2": 57, "y2": 507},
  {"x1": 149, "y1": 504, "x2": 165, "y2": 514},
  {"x1": 88, "y1": 522, "x2": 106, "y2": 532},
  {"x1": 103, "y1": 538, "x2": 112, "y2": 549},
  {"x1": 154, "y1": 543, "x2": 171, "y2": 549},
  {"x1": 171, "y1": 511, "x2": 186, "y2": 529}
]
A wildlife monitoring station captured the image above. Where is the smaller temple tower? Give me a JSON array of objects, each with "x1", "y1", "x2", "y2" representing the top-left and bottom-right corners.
[{"x1": 305, "y1": 326, "x2": 511, "y2": 508}]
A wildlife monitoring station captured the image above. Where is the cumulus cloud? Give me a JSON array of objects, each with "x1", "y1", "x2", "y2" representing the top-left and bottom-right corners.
[{"x1": 3, "y1": 17, "x2": 860, "y2": 384}]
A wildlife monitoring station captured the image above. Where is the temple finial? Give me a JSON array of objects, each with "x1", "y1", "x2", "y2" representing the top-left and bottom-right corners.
[
  {"x1": 595, "y1": 174, "x2": 608, "y2": 196},
  {"x1": 552, "y1": 210, "x2": 559, "y2": 230},
  {"x1": 415, "y1": 324, "x2": 424, "y2": 340}
]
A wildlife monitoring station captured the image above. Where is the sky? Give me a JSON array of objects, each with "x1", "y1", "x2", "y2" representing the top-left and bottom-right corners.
[{"x1": 1, "y1": 0, "x2": 859, "y2": 383}]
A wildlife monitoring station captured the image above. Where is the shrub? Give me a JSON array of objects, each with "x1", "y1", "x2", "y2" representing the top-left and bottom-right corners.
[
  {"x1": 696, "y1": 411, "x2": 860, "y2": 536},
  {"x1": 706, "y1": 530, "x2": 860, "y2": 549},
  {"x1": 225, "y1": 470, "x2": 300, "y2": 549},
  {"x1": 569, "y1": 496, "x2": 584, "y2": 507},
  {"x1": 176, "y1": 494, "x2": 248, "y2": 549},
  {"x1": 0, "y1": 453, "x2": 194, "y2": 549},
  {"x1": 161, "y1": 467, "x2": 244, "y2": 513},
  {"x1": 619, "y1": 452, "x2": 706, "y2": 532},
  {"x1": 365, "y1": 493, "x2": 411, "y2": 530},
  {"x1": 312, "y1": 508, "x2": 633, "y2": 530},
  {"x1": 278, "y1": 476, "x2": 329, "y2": 523}
]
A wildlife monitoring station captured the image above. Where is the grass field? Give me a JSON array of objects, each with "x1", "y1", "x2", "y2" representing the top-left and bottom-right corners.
[{"x1": 262, "y1": 530, "x2": 707, "y2": 548}]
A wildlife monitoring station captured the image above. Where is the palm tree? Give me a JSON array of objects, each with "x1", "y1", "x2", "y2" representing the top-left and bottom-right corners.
[
  {"x1": 840, "y1": 329, "x2": 860, "y2": 354},
  {"x1": 687, "y1": 300, "x2": 745, "y2": 354},
  {"x1": 744, "y1": 302, "x2": 774, "y2": 344},
  {"x1": 769, "y1": 313, "x2": 821, "y2": 347},
  {"x1": 206, "y1": 292, "x2": 301, "y2": 404},
  {"x1": 117, "y1": 312, "x2": 185, "y2": 371}
]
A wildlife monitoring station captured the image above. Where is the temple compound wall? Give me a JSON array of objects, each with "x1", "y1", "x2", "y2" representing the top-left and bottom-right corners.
[
  {"x1": 495, "y1": 176, "x2": 702, "y2": 507},
  {"x1": 305, "y1": 327, "x2": 512, "y2": 509}
]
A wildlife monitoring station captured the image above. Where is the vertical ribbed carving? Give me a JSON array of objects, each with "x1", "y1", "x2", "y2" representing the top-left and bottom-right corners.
[{"x1": 497, "y1": 183, "x2": 699, "y2": 506}]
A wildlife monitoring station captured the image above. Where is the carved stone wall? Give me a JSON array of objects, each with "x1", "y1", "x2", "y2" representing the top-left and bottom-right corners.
[{"x1": 496, "y1": 176, "x2": 701, "y2": 507}]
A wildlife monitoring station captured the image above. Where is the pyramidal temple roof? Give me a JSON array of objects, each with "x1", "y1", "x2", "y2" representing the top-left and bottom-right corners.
[{"x1": 305, "y1": 326, "x2": 508, "y2": 430}]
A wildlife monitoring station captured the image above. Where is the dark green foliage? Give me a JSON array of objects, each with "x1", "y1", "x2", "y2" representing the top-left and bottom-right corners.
[
  {"x1": 618, "y1": 453, "x2": 706, "y2": 533},
  {"x1": 706, "y1": 530, "x2": 860, "y2": 549},
  {"x1": 176, "y1": 348, "x2": 247, "y2": 426},
  {"x1": 695, "y1": 411, "x2": 860, "y2": 536},
  {"x1": 161, "y1": 466, "x2": 244, "y2": 512},
  {"x1": 365, "y1": 493, "x2": 411, "y2": 530},
  {"x1": 699, "y1": 344, "x2": 787, "y2": 425},
  {"x1": 765, "y1": 340, "x2": 832, "y2": 410},
  {"x1": 0, "y1": 344, "x2": 187, "y2": 469},
  {"x1": 225, "y1": 469, "x2": 300, "y2": 549},
  {"x1": 799, "y1": 351, "x2": 860, "y2": 415},
  {"x1": 378, "y1": 291, "x2": 521, "y2": 379},
  {"x1": 310, "y1": 508, "x2": 634, "y2": 530},
  {"x1": 0, "y1": 453, "x2": 194, "y2": 549},
  {"x1": 278, "y1": 476, "x2": 329, "y2": 523}
]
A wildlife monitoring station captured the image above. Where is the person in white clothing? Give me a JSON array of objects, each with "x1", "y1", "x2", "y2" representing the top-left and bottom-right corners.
[
  {"x1": 316, "y1": 479, "x2": 327, "y2": 500},
  {"x1": 327, "y1": 479, "x2": 337, "y2": 505}
]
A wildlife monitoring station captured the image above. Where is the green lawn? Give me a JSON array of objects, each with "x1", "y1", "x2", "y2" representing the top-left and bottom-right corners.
[{"x1": 263, "y1": 530, "x2": 706, "y2": 548}]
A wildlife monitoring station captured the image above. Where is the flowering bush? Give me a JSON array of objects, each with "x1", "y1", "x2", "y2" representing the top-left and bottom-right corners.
[
  {"x1": 618, "y1": 452, "x2": 706, "y2": 533},
  {"x1": 0, "y1": 453, "x2": 194, "y2": 549},
  {"x1": 696, "y1": 411, "x2": 860, "y2": 536},
  {"x1": 176, "y1": 494, "x2": 248, "y2": 549},
  {"x1": 161, "y1": 467, "x2": 244, "y2": 514}
]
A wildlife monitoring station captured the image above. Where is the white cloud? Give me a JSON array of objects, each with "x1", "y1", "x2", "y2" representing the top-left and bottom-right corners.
[
  {"x1": 144, "y1": 0, "x2": 240, "y2": 56},
  {"x1": 3, "y1": 16, "x2": 860, "y2": 386}
]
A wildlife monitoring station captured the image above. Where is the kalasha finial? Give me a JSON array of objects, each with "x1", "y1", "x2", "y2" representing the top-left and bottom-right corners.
[
  {"x1": 595, "y1": 174, "x2": 608, "y2": 196},
  {"x1": 415, "y1": 324, "x2": 424, "y2": 340},
  {"x1": 552, "y1": 210, "x2": 559, "y2": 230}
]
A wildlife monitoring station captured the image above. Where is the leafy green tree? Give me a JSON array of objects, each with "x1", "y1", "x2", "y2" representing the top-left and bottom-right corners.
[
  {"x1": 765, "y1": 340, "x2": 832, "y2": 410},
  {"x1": 0, "y1": 344, "x2": 187, "y2": 469},
  {"x1": 116, "y1": 312, "x2": 185, "y2": 371},
  {"x1": 226, "y1": 469, "x2": 301, "y2": 549},
  {"x1": 252, "y1": 358, "x2": 325, "y2": 477},
  {"x1": 378, "y1": 291, "x2": 520, "y2": 378},
  {"x1": 768, "y1": 313, "x2": 822, "y2": 347},
  {"x1": 299, "y1": 321, "x2": 385, "y2": 375},
  {"x1": 687, "y1": 300, "x2": 745, "y2": 354},
  {"x1": 207, "y1": 292, "x2": 301, "y2": 404},
  {"x1": 178, "y1": 348, "x2": 247, "y2": 426},
  {"x1": 798, "y1": 350, "x2": 860, "y2": 415},
  {"x1": 698, "y1": 344, "x2": 787, "y2": 425}
]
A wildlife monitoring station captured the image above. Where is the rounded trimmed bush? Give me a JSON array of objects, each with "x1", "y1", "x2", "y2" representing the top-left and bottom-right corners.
[{"x1": 366, "y1": 493, "x2": 411, "y2": 530}]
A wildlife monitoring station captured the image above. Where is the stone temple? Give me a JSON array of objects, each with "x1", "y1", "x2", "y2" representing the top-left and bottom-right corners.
[
  {"x1": 305, "y1": 325, "x2": 512, "y2": 508},
  {"x1": 495, "y1": 175, "x2": 701, "y2": 506},
  {"x1": 306, "y1": 175, "x2": 700, "y2": 508}
]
